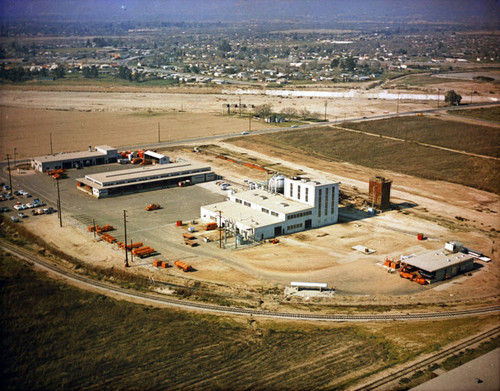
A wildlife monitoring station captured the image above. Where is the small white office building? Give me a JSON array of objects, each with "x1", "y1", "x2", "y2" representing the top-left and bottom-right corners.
[{"x1": 201, "y1": 177, "x2": 339, "y2": 240}]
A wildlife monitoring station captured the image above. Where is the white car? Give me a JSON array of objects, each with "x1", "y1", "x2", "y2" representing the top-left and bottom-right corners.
[
  {"x1": 18, "y1": 212, "x2": 27, "y2": 218},
  {"x1": 241, "y1": 131, "x2": 249, "y2": 135},
  {"x1": 14, "y1": 204, "x2": 23, "y2": 211},
  {"x1": 26, "y1": 202, "x2": 34, "y2": 208}
]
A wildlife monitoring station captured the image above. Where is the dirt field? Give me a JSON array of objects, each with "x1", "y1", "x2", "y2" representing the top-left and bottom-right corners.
[{"x1": 0, "y1": 85, "x2": 444, "y2": 160}]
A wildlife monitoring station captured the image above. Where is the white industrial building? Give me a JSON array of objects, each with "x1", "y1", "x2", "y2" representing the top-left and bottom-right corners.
[
  {"x1": 31, "y1": 145, "x2": 118, "y2": 172},
  {"x1": 144, "y1": 150, "x2": 170, "y2": 164},
  {"x1": 201, "y1": 176, "x2": 339, "y2": 240},
  {"x1": 77, "y1": 161, "x2": 214, "y2": 198},
  {"x1": 403, "y1": 242, "x2": 475, "y2": 283}
]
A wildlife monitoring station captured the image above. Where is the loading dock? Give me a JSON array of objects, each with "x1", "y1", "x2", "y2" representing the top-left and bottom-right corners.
[{"x1": 77, "y1": 161, "x2": 215, "y2": 198}]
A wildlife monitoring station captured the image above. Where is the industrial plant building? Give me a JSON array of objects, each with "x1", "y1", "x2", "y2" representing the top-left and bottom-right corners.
[
  {"x1": 31, "y1": 145, "x2": 119, "y2": 172},
  {"x1": 77, "y1": 161, "x2": 215, "y2": 198},
  {"x1": 402, "y1": 242, "x2": 475, "y2": 283},
  {"x1": 201, "y1": 176, "x2": 339, "y2": 240}
]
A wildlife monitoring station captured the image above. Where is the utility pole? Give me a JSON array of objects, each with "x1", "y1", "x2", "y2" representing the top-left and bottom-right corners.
[
  {"x1": 130, "y1": 239, "x2": 133, "y2": 263},
  {"x1": 13, "y1": 148, "x2": 17, "y2": 168},
  {"x1": 249, "y1": 115, "x2": 252, "y2": 132},
  {"x1": 55, "y1": 177, "x2": 62, "y2": 227},
  {"x1": 93, "y1": 218, "x2": 96, "y2": 239},
  {"x1": 50, "y1": 133, "x2": 53, "y2": 155},
  {"x1": 157, "y1": 122, "x2": 161, "y2": 143},
  {"x1": 123, "y1": 210, "x2": 129, "y2": 267},
  {"x1": 218, "y1": 210, "x2": 222, "y2": 249},
  {"x1": 6, "y1": 154, "x2": 13, "y2": 195}
]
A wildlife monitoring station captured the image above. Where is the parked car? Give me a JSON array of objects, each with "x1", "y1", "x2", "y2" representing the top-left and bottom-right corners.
[
  {"x1": 14, "y1": 205, "x2": 23, "y2": 211},
  {"x1": 18, "y1": 212, "x2": 27, "y2": 218},
  {"x1": 10, "y1": 216, "x2": 20, "y2": 222},
  {"x1": 1, "y1": 207, "x2": 9, "y2": 212},
  {"x1": 24, "y1": 193, "x2": 32, "y2": 198}
]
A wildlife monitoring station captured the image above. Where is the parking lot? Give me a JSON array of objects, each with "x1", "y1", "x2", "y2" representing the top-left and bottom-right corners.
[{"x1": 1, "y1": 161, "x2": 228, "y2": 253}]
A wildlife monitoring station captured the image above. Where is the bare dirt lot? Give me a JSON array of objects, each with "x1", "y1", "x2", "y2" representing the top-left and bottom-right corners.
[
  {"x1": 0, "y1": 85, "x2": 445, "y2": 160},
  {"x1": 1, "y1": 84, "x2": 499, "y2": 308}
]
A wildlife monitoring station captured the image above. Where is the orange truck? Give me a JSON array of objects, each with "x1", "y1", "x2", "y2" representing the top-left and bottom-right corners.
[
  {"x1": 119, "y1": 242, "x2": 144, "y2": 250},
  {"x1": 146, "y1": 203, "x2": 160, "y2": 211},
  {"x1": 204, "y1": 222, "x2": 217, "y2": 231},
  {"x1": 174, "y1": 260, "x2": 192, "y2": 272}
]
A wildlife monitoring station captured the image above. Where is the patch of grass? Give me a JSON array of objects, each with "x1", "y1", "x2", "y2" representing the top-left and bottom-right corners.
[
  {"x1": 0, "y1": 253, "x2": 393, "y2": 390},
  {"x1": 344, "y1": 116, "x2": 500, "y2": 157},
  {"x1": 449, "y1": 106, "x2": 500, "y2": 122},
  {"x1": 228, "y1": 121, "x2": 500, "y2": 194}
]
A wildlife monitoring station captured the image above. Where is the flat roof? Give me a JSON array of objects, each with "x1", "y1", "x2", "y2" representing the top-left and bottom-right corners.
[
  {"x1": 33, "y1": 145, "x2": 117, "y2": 163},
  {"x1": 79, "y1": 161, "x2": 211, "y2": 189},
  {"x1": 32, "y1": 150, "x2": 107, "y2": 163},
  {"x1": 202, "y1": 200, "x2": 282, "y2": 228},
  {"x1": 287, "y1": 177, "x2": 338, "y2": 187},
  {"x1": 234, "y1": 189, "x2": 313, "y2": 215},
  {"x1": 411, "y1": 348, "x2": 499, "y2": 391},
  {"x1": 405, "y1": 249, "x2": 474, "y2": 272},
  {"x1": 291, "y1": 282, "x2": 328, "y2": 289},
  {"x1": 144, "y1": 150, "x2": 166, "y2": 159},
  {"x1": 95, "y1": 145, "x2": 116, "y2": 151}
]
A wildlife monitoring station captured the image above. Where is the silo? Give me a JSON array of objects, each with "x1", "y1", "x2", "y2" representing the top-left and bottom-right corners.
[{"x1": 268, "y1": 175, "x2": 285, "y2": 193}]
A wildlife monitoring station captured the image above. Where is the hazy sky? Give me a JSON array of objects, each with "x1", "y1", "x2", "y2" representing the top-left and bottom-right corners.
[{"x1": 1, "y1": 0, "x2": 499, "y2": 25}]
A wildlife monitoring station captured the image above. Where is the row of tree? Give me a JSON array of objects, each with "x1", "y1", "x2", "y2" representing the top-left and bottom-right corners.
[
  {"x1": 0, "y1": 65, "x2": 64, "y2": 82},
  {"x1": 253, "y1": 104, "x2": 321, "y2": 121}
]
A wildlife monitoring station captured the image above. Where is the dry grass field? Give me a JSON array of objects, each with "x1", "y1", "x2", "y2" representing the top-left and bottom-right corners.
[
  {"x1": 228, "y1": 116, "x2": 500, "y2": 194},
  {"x1": 1, "y1": 253, "x2": 498, "y2": 391}
]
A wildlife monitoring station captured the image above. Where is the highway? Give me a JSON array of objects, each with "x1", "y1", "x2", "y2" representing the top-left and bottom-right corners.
[{"x1": 2, "y1": 240, "x2": 500, "y2": 323}]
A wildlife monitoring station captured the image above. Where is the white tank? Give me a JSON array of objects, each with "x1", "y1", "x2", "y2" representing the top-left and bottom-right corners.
[{"x1": 269, "y1": 175, "x2": 285, "y2": 193}]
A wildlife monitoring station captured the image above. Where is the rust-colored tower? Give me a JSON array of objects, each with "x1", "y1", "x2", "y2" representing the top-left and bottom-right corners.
[{"x1": 369, "y1": 176, "x2": 392, "y2": 210}]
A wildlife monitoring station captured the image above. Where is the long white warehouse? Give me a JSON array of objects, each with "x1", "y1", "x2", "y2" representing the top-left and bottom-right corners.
[{"x1": 201, "y1": 177, "x2": 339, "y2": 240}]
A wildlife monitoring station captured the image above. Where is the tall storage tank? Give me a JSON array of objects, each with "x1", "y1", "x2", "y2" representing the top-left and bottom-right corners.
[{"x1": 269, "y1": 175, "x2": 285, "y2": 193}]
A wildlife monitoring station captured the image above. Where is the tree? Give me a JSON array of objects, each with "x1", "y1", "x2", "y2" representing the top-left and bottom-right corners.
[
  {"x1": 300, "y1": 108, "x2": 310, "y2": 119},
  {"x1": 445, "y1": 90, "x2": 462, "y2": 106},
  {"x1": 52, "y1": 66, "x2": 65, "y2": 79},
  {"x1": 83, "y1": 65, "x2": 98, "y2": 78},
  {"x1": 280, "y1": 107, "x2": 297, "y2": 119},
  {"x1": 219, "y1": 40, "x2": 232, "y2": 53},
  {"x1": 341, "y1": 56, "x2": 357, "y2": 71},
  {"x1": 254, "y1": 104, "x2": 273, "y2": 118}
]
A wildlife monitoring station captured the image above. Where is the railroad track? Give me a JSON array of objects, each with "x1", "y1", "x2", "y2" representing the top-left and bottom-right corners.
[
  {"x1": 2, "y1": 240, "x2": 500, "y2": 323},
  {"x1": 353, "y1": 326, "x2": 500, "y2": 391}
]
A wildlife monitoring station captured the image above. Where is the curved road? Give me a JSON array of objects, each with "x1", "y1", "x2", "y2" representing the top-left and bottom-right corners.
[{"x1": 2, "y1": 240, "x2": 500, "y2": 322}]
